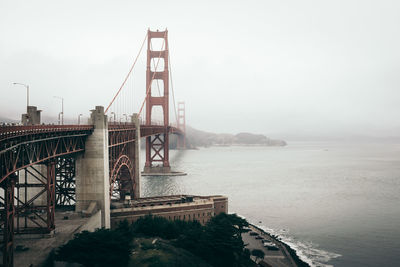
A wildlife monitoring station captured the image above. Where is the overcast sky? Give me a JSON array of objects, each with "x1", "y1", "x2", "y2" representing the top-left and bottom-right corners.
[{"x1": 1, "y1": 0, "x2": 399, "y2": 138}]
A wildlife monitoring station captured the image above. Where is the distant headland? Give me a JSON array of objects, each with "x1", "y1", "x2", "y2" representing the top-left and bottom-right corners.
[{"x1": 170, "y1": 126, "x2": 287, "y2": 148}]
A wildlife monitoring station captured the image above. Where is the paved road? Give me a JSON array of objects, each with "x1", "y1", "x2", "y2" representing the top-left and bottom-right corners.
[
  {"x1": 13, "y1": 211, "x2": 97, "y2": 267},
  {"x1": 243, "y1": 225, "x2": 297, "y2": 267}
]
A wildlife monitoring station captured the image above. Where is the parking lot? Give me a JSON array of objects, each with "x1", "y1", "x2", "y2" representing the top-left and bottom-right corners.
[{"x1": 242, "y1": 225, "x2": 296, "y2": 267}]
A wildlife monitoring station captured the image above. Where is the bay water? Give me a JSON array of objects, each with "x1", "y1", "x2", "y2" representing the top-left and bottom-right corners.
[{"x1": 140, "y1": 141, "x2": 400, "y2": 267}]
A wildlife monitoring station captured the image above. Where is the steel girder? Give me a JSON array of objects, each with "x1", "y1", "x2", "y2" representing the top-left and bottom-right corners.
[
  {"x1": 108, "y1": 125, "x2": 136, "y2": 200},
  {"x1": 0, "y1": 125, "x2": 93, "y2": 184},
  {"x1": 108, "y1": 123, "x2": 136, "y2": 148},
  {"x1": 46, "y1": 162, "x2": 56, "y2": 230},
  {"x1": 140, "y1": 125, "x2": 183, "y2": 137},
  {"x1": 1, "y1": 174, "x2": 16, "y2": 267},
  {"x1": 109, "y1": 123, "x2": 183, "y2": 138},
  {"x1": 55, "y1": 157, "x2": 76, "y2": 207},
  {"x1": 0, "y1": 125, "x2": 92, "y2": 267},
  {"x1": 11, "y1": 165, "x2": 55, "y2": 234},
  {"x1": 148, "y1": 134, "x2": 166, "y2": 163},
  {"x1": 109, "y1": 155, "x2": 134, "y2": 200}
]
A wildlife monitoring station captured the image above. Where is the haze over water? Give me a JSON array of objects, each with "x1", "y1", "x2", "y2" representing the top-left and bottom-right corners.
[
  {"x1": 141, "y1": 141, "x2": 400, "y2": 267},
  {"x1": 2, "y1": 1, "x2": 400, "y2": 265}
]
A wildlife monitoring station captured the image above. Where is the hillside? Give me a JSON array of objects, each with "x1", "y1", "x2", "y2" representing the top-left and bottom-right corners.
[
  {"x1": 181, "y1": 126, "x2": 287, "y2": 148},
  {"x1": 129, "y1": 238, "x2": 212, "y2": 267},
  {"x1": 0, "y1": 116, "x2": 18, "y2": 124},
  {"x1": 55, "y1": 214, "x2": 257, "y2": 267}
]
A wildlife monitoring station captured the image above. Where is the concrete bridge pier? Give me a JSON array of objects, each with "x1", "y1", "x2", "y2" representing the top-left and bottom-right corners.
[
  {"x1": 75, "y1": 106, "x2": 110, "y2": 228},
  {"x1": 18, "y1": 106, "x2": 47, "y2": 209},
  {"x1": 132, "y1": 113, "x2": 141, "y2": 199}
]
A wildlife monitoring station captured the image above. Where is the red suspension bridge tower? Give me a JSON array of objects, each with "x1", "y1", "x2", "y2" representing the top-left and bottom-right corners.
[
  {"x1": 0, "y1": 29, "x2": 190, "y2": 267},
  {"x1": 144, "y1": 29, "x2": 171, "y2": 173},
  {"x1": 177, "y1": 101, "x2": 186, "y2": 149}
]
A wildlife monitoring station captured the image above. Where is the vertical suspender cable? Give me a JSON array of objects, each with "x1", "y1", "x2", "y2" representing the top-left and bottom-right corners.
[{"x1": 105, "y1": 32, "x2": 148, "y2": 114}]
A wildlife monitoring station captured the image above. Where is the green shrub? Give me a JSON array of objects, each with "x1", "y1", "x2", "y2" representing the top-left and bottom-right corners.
[
  {"x1": 55, "y1": 224, "x2": 133, "y2": 267},
  {"x1": 132, "y1": 213, "x2": 251, "y2": 267}
]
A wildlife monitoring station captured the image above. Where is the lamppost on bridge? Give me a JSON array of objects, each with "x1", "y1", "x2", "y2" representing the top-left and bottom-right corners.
[
  {"x1": 78, "y1": 114, "x2": 83, "y2": 125},
  {"x1": 12, "y1": 82, "x2": 29, "y2": 112},
  {"x1": 110, "y1": 112, "x2": 116, "y2": 123},
  {"x1": 53, "y1": 96, "x2": 64, "y2": 125}
]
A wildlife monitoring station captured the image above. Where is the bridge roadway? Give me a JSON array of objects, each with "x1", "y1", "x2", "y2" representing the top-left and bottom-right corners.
[
  {"x1": 0, "y1": 123, "x2": 182, "y2": 184},
  {"x1": 0, "y1": 28, "x2": 186, "y2": 267},
  {"x1": 0, "y1": 107, "x2": 183, "y2": 267}
]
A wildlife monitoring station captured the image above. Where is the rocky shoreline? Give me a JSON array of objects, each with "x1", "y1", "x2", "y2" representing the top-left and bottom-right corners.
[{"x1": 249, "y1": 223, "x2": 311, "y2": 267}]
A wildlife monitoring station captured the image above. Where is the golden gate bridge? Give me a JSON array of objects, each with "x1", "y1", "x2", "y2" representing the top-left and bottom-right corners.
[{"x1": 0, "y1": 29, "x2": 187, "y2": 266}]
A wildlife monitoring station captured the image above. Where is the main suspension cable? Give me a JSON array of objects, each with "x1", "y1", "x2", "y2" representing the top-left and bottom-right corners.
[
  {"x1": 168, "y1": 44, "x2": 179, "y2": 126},
  {"x1": 105, "y1": 32, "x2": 148, "y2": 114}
]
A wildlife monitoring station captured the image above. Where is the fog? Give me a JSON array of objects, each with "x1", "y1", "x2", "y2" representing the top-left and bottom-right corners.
[{"x1": 1, "y1": 0, "x2": 399, "y2": 139}]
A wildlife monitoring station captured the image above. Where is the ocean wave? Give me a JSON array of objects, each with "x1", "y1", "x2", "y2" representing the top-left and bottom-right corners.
[{"x1": 254, "y1": 224, "x2": 341, "y2": 267}]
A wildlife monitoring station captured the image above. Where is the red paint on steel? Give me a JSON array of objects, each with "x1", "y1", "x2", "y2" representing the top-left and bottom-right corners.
[
  {"x1": 177, "y1": 101, "x2": 186, "y2": 149},
  {"x1": 0, "y1": 125, "x2": 93, "y2": 142},
  {"x1": 0, "y1": 121, "x2": 183, "y2": 265},
  {"x1": 46, "y1": 161, "x2": 56, "y2": 231},
  {"x1": 107, "y1": 123, "x2": 137, "y2": 200},
  {"x1": 1, "y1": 174, "x2": 16, "y2": 267},
  {"x1": 109, "y1": 155, "x2": 134, "y2": 199},
  {"x1": 0, "y1": 125, "x2": 93, "y2": 184},
  {"x1": 144, "y1": 29, "x2": 171, "y2": 169}
]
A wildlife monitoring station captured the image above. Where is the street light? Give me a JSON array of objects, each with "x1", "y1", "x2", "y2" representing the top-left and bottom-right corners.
[
  {"x1": 78, "y1": 114, "x2": 83, "y2": 125},
  {"x1": 53, "y1": 96, "x2": 64, "y2": 125},
  {"x1": 13, "y1": 82, "x2": 29, "y2": 112},
  {"x1": 110, "y1": 112, "x2": 116, "y2": 123}
]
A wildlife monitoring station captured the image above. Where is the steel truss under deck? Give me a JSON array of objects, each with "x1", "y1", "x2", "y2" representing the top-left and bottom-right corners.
[
  {"x1": 0, "y1": 125, "x2": 93, "y2": 267},
  {"x1": 108, "y1": 124, "x2": 136, "y2": 201}
]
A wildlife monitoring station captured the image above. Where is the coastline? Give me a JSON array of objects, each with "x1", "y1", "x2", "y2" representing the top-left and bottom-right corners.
[
  {"x1": 207, "y1": 143, "x2": 287, "y2": 147},
  {"x1": 248, "y1": 223, "x2": 311, "y2": 267}
]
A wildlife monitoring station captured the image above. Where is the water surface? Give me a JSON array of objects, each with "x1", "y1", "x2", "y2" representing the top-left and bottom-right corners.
[{"x1": 140, "y1": 142, "x2": 400, "y2": 267}]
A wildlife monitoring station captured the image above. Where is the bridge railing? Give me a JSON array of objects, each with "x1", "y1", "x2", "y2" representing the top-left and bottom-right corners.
[
  {"x1": 108, "y1": 122, "x2": 135, "y2": 127},
  {"x1": 0, "y1": 125, "x2": 94, "y2": 142},
  {"x1": 0, "y1": 123, "x2": 182, "y2": 142},
  {"x1": 108, "y1": 121, "x2": 180, "y2": 130}
]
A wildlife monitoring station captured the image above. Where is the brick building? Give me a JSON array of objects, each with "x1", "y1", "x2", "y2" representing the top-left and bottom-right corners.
[{"x1": 110, "y1": 195, "x2": 228, "y2": 228}]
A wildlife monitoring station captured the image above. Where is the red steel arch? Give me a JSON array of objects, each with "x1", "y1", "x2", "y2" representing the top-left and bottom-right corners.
[
  {"x1": 0, "y1": 125, "x2": 93, "y2": 184},
  {"x1": 109, "y1": 155, "x2": 135, "y2": 200},
  {"x1": 0, "y1": 125, "x2": 93, "y2": 267}
]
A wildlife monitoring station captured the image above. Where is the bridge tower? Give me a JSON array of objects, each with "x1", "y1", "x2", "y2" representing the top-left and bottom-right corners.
[
  {"x1": 144, "y1": 29, "x2": 171, "y2": 173},
  {"x1": 177, "y1": 101, "x2": 186, "y2": 149}
]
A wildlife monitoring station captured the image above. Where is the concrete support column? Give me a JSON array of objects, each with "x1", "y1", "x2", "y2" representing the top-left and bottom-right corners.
[
  {"x1": 21, "y1": 106, "x2": 41, "y2": 126},
  {"x1": 131, "y1": 114, "x2": 141, "y2": 199},
  {"x1": 75, "y1": 106, "x2": 110, "y2": 228}
]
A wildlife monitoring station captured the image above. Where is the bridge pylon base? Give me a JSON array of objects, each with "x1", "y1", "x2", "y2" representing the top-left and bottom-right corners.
[
  {"x1": 143, "y1": 166, "x2": 171, "y2": 173},
  {"x1": 142, "y1": 166, "x2": 187, "y2": 177}
]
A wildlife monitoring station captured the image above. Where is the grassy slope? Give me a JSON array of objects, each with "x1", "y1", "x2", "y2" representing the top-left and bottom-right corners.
[{"x1": 130, "y1": 238, "x2": 212, "y2": 267}]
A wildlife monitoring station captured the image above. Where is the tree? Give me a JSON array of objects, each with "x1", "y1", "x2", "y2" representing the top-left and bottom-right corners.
[
  {"x1": 251, "y1": 249, "x2": 265, "y2": 263},
  {"x1": 55, "y1": 225, "x2": 133, "y2": 267},
  {"x1": 132, "y1": 215, "x2": 202, "y2": 240},
  {"x1": 198, "y1": 213, "x2": 250, "y2": 267},
  {"x1": 131, "y1": 213, "x2": 253, "y2": 267}
]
